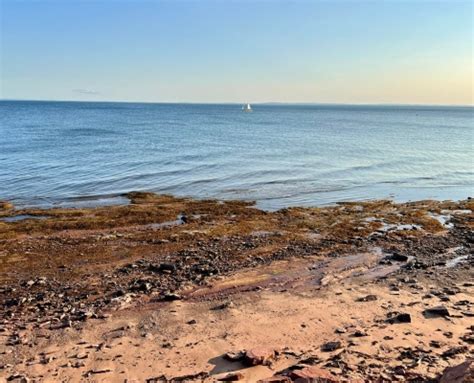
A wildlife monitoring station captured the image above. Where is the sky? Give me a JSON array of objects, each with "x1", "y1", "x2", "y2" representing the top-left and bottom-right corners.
[{"x1": 0, "y1": 0, "x2": 473, "y2": 105}]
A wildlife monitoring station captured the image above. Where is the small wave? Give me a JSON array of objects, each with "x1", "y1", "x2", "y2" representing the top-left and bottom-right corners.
[{"x1": 66, "y1": 127, "x2": 119, "y2": 136}]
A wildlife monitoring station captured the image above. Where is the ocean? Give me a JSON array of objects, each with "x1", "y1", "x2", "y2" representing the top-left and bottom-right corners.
[{"x1": 0, "y1": 101, "x2": 472, "y2": 210}]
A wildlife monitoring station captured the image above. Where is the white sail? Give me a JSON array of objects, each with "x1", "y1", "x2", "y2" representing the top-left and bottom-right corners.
[{"x1": 242, "y1": 103, "x2": 252, "y2": 112}]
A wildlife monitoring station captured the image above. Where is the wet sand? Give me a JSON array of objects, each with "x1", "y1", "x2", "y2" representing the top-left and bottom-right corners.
[{"x1": 0, "y1": 193, "x2": 472, "y2": 382}]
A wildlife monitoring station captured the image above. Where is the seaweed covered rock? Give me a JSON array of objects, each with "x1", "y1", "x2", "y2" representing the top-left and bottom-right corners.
[{"x1": 0, "y1": 200, "x2": 14, "y2": 211}]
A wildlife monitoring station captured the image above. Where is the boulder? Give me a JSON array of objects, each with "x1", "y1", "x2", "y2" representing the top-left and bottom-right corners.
[
  {"x1": 424, "y1": 306, "x2": 450, "y2": 318},
  {"x1": 386, "y1": 312, "x2": 411, "y2": 324},
  {"x1": 440, "y1": 359, "x2": 473, "y2": 383},
  {"x1": 244, "y1": 347, "x2": 276, "y2": 366},
  {"x1": 321, "y1": 341, "x2": 342, "y2": 352}
]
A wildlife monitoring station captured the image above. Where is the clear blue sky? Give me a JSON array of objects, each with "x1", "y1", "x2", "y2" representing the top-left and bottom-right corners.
[{"x1": 1, "y1": 0, "x2": 472, "y2": 104}]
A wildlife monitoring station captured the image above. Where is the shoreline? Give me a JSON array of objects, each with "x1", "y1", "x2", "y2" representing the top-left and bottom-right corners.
[
  {"x1": 0, "y1": 192, "x2": 473, "y2": 382},
  {"x1": 2, "y1": 185, "x2": 473, "y2": 213}
]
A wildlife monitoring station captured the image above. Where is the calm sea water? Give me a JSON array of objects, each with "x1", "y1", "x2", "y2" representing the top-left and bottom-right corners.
[{"x1": 1, "y1": 101, "x2": 473, "y2": 210}]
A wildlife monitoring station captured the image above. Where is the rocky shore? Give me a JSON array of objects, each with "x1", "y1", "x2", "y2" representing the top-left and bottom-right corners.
[{"x1": 0, "y1": 192, "x2": 472, "y2": 382}]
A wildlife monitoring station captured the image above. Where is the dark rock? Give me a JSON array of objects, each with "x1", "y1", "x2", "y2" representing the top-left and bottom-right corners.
[
  {"x1": 393, "y1": 365, "x2": 406, "y2": 376},
  {"x1": 211, "y1": 301, "x2": 234, "y2": 310},
  {"x1": 391, "y1": 253, "x2": 409, "y2": 262},
  {"x1": 439, "y1": 296, "x2": 451, "y2": 302},
  {"x1": 439, "y1": 359, "x2": 473, "y2": 383},
  {"x1": 352, "y1": 330, "x2": 368, "y2": 337},
  {"x1": 443, "y1": 331, "x2": 453, "y2": 339},
  {"x1": 321, "y1": 341, "x2": 342, "y2": 352},
  {"x1": 430, "y1": 340, "x2": 442, "y2": 348},
  {"x1": 441, "y1": 346, "x2": 468, "y2": 359},
  {"x1": 356, "y1": 295, "x2": 377, "y2": 302},
  {"x1": 83, "y1": 369, "x2": 113, "y2": 377},
  {"x1": 149, "y1": 263, "x2": 176, "y2": 273},
  {"x1": 163, "y1": 293, "x2": 182, "y2": 301},
  {"x1": 461, "y1": 333, "x2": 474, "y2": 344},
  {"x1": 4, "y1": 298, "x2": 19, "y2": 307},
  {"x1": 443, "y1": 287, "x2": 460, "y2": 295},
  {"x1": 217, "y1": 372, "x2": 244, "y2": 381},
  {"x1": 7, "y1": 374, "x2": 29, "y2": 383},
  {"x1": 423, "y1": 306, "x2": 450, "y2": 318},
  {"x1": 179, "y1": 213, "x2": 188, "y2": 224},
  {"x1": 386, "y1": 312, "x2": 411, "y2": 324}
]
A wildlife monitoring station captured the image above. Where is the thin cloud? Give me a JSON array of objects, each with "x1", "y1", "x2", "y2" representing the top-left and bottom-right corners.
[{"x1": 72, "y1": 89, "x2": 100, "y2": 95}]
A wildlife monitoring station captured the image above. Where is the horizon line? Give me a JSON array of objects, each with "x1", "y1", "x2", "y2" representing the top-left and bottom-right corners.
[{"x1": 1, "y1": 98, "x2": 473, "y2": 108}]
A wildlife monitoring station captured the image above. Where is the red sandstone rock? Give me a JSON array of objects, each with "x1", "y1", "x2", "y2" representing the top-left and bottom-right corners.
[
  {"x1": 244, "y1": 347, "x2": 276, "y2": 366},
  {"x1": 440, "y1": 359, "x2": 473, "y2": 383},
  {"x1": 290, "y1": 366, "x2": 340, "y2": 383},
  {"x1": 257, "y1": 376, "x2": 292, "y2": 383}
]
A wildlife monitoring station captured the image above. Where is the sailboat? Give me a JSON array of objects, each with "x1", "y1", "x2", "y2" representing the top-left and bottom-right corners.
[{"x1": 242, "y1": 103, "x2": 252, "y2": 112}]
